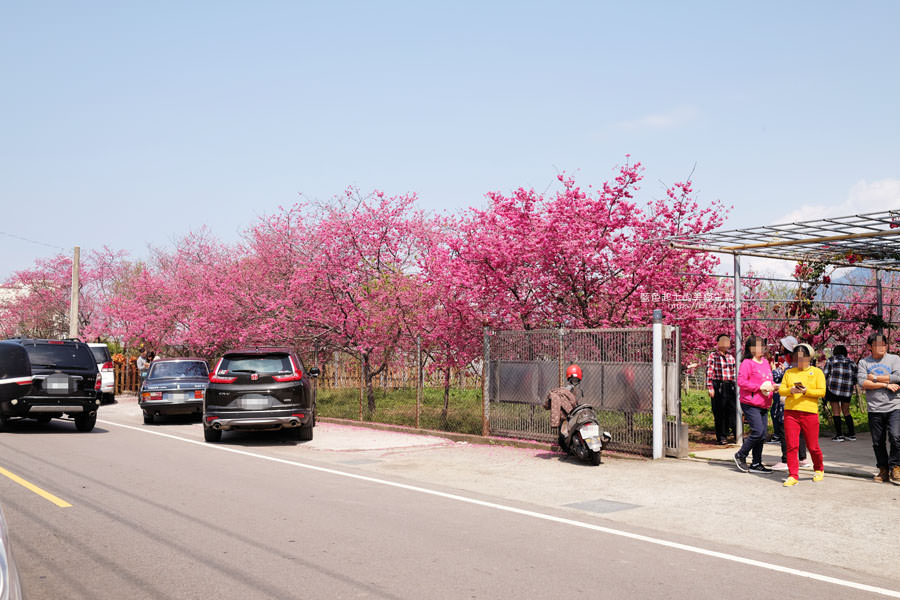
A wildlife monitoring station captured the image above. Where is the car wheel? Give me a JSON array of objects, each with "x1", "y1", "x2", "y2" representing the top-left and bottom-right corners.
[
  {"x1": 296, "y1": 423, "x2": 313, "y2": 441},
  {"x1": 74, "y1": 412, "x2": 97, "y2": 432},
  {"x1": 143, "y1": 413, "x2": 154, "y2": 425},
  {"x1": 204, "y1": 426, "x2": 222, "y2": 443}
]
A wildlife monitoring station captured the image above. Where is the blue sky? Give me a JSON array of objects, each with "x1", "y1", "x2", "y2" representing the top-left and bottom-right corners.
[{"x1": 2, "y1": 1, "x2": 899, "y2": 280}]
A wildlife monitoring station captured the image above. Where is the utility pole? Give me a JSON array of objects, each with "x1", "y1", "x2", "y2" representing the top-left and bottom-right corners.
[{"x1": 69, "y1": 246, "x2": 80, "y2": 339}]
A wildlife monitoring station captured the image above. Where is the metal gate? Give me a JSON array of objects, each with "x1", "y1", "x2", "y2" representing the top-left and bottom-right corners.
[{"x1": 483, "y1": 328, "x2": 681, "y2": 456}]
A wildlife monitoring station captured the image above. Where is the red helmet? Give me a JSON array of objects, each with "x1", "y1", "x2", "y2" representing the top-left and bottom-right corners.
[{"x1": 566, "y1": 364, "x2": 583, "y2": 381}]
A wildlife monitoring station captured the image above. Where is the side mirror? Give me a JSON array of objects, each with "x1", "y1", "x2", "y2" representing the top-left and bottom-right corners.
[{"x1": 308, "y1": 367, "x2": 320, "y2": 378}]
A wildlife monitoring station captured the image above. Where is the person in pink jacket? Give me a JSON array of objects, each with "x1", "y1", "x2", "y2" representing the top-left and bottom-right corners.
[{"x1": 734, "y1": 335, "x2": 776, "y2": 474}]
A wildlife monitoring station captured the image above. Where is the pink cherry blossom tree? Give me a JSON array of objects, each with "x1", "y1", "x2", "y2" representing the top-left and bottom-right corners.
[
  {"x1": 438, "y1": 162, "x2": 732, "y2": 360},
  {"x1": 248, "y1": 189, "x2": 440, "y2": 413}
]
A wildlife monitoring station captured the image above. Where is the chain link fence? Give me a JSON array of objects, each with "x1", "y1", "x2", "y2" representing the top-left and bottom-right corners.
[{"x1": 485, "y1": 328, "x2": 680, "y2": 456}]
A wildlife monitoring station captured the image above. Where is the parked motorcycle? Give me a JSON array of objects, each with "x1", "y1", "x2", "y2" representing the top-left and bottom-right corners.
[
  {"x1": 558, "y1": 403, "x2": 612, "y2": 465},
  {"x1": 543, "y1": 364, "x2": 612, "y2": 465}
]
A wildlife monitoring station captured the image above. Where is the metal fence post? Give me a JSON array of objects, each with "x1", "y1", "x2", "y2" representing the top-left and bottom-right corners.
[
  {"x1": 675, "y1": 326, "x2": 682, "y2": 427},
  {"x1": 482, "y1": 327, "x2": 490, "y2": 437},
  {"x1": 652, "y1": 310, "x2": 664, "y2": 459},
  {"x1": 558, "y1": 328, "x2": 565, "y2": 387},
  {"x1": 359, "y1": 355, "x2": 364, "y2": 422},
  {"x1": 416, "y1": 336, "x2": 422, "y2": 429}
]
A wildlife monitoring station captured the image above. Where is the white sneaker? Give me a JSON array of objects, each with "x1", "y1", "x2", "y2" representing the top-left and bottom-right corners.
[
  {"x1": 799, "y1": 459, "x2": 813, "y2": 469},
  {"x1": 771, "y1": 462, "x2": 788, "y2": 471}
]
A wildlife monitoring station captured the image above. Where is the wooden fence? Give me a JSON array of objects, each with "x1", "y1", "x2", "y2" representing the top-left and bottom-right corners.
[
  {"x1": 113, "y1": 353, "x2": 481, "y2": 394},
  {"x1": 114, "y1": 363, "x2": 142, "y2": 393},
  {"x1": 316, "y1": 352, "x2": 481, "y2": 390}
]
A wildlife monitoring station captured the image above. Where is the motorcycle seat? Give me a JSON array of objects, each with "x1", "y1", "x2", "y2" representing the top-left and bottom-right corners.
[{"x1": 567, "y1": 403, "x2": 594, "y2": 418}]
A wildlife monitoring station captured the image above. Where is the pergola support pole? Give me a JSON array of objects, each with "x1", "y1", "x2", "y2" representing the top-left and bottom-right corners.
[
  {"x1": 876, "y1": 270, "x2": 884, "y2": 335},
  {"x1": 733, "y1": 254, "x2": 743, "y2": 446}
]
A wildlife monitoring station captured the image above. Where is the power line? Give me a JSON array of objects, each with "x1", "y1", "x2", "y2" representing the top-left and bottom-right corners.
[{"x1": 0, "y1": 230, "x2": 66, "y2": 251}]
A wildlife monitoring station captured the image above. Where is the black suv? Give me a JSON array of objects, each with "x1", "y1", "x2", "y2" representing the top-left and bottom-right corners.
[
  {"x1": 203, "y1": 347, "x2": 317, "y2": 443},
  {"x1": 0, "y1": 341, "x2": 33, "y2": 410},
  {"x1": 1, "y1": 338, "x2": 101, "y2": 432}
]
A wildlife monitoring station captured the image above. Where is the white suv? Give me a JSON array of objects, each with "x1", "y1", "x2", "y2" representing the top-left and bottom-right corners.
[{"x1": 88, "y1": 343, "x2": 115, "y2": 403}]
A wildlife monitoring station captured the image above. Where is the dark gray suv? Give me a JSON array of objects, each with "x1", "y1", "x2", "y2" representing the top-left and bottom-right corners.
[
  {"x1": 203, "y1": 347, "x2": 317, "y2": 443},
  {"x1": 1, "y1": 338, "x2": 101, "y2": 432}
]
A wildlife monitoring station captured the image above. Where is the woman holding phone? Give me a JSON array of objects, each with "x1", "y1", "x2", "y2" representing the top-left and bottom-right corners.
[
  {"x1": 777, "y1": 343, "x2": 826, "y2": 486},
  {"x1": 734, "y1": 335, "x2": 775, "y2": 473}
]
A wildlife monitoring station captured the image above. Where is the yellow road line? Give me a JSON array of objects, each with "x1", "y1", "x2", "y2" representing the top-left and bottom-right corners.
[{"x1": 0, "y1": 466, "x2": 72, "y2": 508}]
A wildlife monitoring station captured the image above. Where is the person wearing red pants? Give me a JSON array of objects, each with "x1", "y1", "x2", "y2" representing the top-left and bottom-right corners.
[{"x1": 777, "y1": 343, "x2": 826, "y2": 486}]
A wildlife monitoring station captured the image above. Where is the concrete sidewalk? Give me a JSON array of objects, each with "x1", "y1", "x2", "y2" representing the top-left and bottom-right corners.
[{"x1": 692, "y1": 435, "x2": 880, "y2": 479}]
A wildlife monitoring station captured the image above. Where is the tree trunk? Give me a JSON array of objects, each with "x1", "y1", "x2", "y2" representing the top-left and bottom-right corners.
[
  {"x1": 441, "y1": 366, "x2": 451, "y2": 427},
  {"x1": 362, "y1": 354, "x2": 377, "y2": 414}
]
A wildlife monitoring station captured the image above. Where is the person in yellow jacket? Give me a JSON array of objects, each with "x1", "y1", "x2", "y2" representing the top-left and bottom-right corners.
[{"x1": 778, "y1": 343, "x2": 826, "y2": 486}]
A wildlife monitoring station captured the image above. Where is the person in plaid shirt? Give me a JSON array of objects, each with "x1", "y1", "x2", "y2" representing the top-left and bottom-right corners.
[
  {"x1": 706, "y1": 333, "x2": 737, "y2": 444},
  {"x1": 823, "y1": 345, "x2": 858, "y2": 441}
]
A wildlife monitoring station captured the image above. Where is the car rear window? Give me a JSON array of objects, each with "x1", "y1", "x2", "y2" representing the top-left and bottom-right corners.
[
  {"x1": 90, "y1": 346, "x2": 112, "y2": 363},
  {"x1": 25, "y1": 343, "x2": 96, "y2": 370},
  {"x1": 218, "y1": 354, "x2": 292, "y2": 375},
  {"x1": 148, "y1": 361, "x2": 210, "y2": 379},
  {"x1": 0, "y1": 342, "x2": 31, "y2": 379}
]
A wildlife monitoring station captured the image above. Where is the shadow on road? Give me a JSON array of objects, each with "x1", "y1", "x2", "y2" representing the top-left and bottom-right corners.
[
  {"x1": 215, "y1": 429, "x2": 310, "y2": 447},
  {"x1": 533, "y1": 451, "x2": 607, "y2": 466},
  {"x1": 0, "y1": 418, "x2": 109, "y2": 435},
  {"x1": 144, "y1": 414, "x2": 202, "y2": 426}
]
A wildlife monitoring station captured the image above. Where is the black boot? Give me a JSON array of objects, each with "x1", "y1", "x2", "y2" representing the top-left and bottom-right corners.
[
  {"x1": 844, "y1": 415, "x2": 856, "y2": 439},
  {"x1": 832, "y1": 415, "x2": 843, "y2": 439}
]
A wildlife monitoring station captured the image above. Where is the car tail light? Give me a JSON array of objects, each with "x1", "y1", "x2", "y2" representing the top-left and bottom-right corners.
[
  {"x1": 208, "y1": 358, "x2": 237, "y2": 384},
  {"x1": 194, "y1": 390, "x2": 204, "y2": 399},
  {"x1": 16, "y1": 377, "x2": 32, "y2": 386},
  {"x1": 48, "y1": 340, "x2": 64, "y2": 344},
  {"x1": 102, "y1": 361, "x2": 113, "y2": 370},
  {"x1": 94, "y1": 377, "x2": 102, "y2": 391},
  {"x1": 142, "y1": 391, "x2": 162, "y2": 400},
  {"x1": 205, "y1": 415, "x2": 219, "y2": 423},
  {"x1": 209, "y1": 372, "x2": 237, "y2": 384},
  {"x1": 273, "y1": 355, "x2": 303, "y2": 382}
]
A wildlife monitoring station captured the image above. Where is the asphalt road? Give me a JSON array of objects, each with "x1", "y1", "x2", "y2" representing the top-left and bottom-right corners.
[{"x1": 1, "y1": 402, "x2": 899, "y2": 599}]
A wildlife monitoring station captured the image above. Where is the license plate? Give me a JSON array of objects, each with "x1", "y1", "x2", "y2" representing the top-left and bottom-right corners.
[
  {"x1": 580, "y1": 424, "x2": 600, "y2": 438},
  {"x1": 170, "y1": 392, "x2": 189, "y2": 401},
  {"x1": 242, "y1": 397, "x2": 268, "y2": 410},
  {"x1": 47, "y1": 382, "x2": 68, "y2": 390}
]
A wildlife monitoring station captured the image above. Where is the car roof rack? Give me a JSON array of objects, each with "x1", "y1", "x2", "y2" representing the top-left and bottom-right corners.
[{"x1": 224, "y1": 346, "x2": 294, "y2": 354}]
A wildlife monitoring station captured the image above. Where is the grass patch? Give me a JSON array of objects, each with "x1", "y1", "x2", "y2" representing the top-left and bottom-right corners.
[
  {"x1": 316, "y1": 387, "x2": 483, "y2": 435},
  {"x1": 315, "y1": 385, "x2": 873, "y2": 444}
]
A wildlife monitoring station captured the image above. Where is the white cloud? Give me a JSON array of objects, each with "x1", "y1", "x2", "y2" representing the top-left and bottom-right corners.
[
  {"x1": 617, "y1": 106, "x2": 699, "y2": 130},
  {"x1": 744, "y1": 178, "x2": 900, "y2": 279}
]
